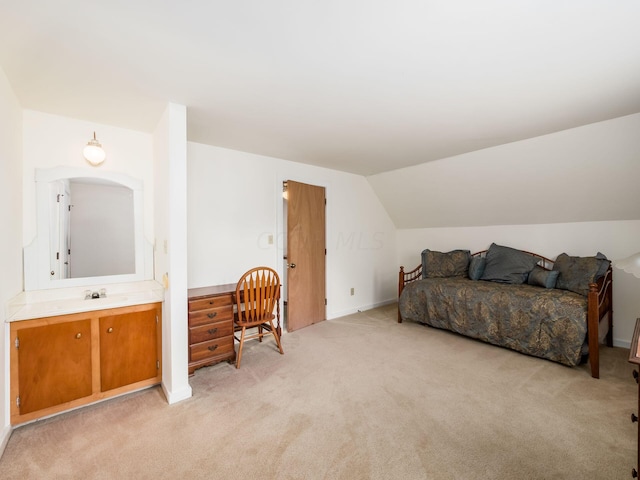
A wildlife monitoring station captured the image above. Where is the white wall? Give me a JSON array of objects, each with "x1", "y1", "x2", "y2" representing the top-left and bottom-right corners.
[
  {"x1": 187, "y1": 143, "x2": 397, "y2": 319},
  {"x1": 153, "y1": 103, "x2": 191, "y2": 404},
  {"x1": 0, "y1": 66, "x2": 23, "y2": 454},
  {"x1": 22, "y1": 111, "x2": 155, "y2": 247}
]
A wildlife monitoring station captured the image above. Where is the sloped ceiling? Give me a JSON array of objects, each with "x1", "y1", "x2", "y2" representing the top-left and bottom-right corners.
[
  {"x1": 368, "y1": 113, "x2": 640, "y2": 228},
  {"x1": 0, "y1": 1, "x2": 639, "y2": 176}
]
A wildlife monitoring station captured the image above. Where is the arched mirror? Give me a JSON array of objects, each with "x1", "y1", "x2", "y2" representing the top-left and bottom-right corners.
[{"x1": 24, "y1": 167, "x2": 153, "y2": 290}]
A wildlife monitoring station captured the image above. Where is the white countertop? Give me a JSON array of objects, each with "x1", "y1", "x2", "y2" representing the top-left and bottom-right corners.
[{"x1": 6, "y1": 280, "x2": 165, "y2": 322}]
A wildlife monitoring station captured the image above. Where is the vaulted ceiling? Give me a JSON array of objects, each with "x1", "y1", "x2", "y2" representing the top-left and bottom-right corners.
[{"x1": 1, "y1": 1, "x2": 639, "y2": 176}]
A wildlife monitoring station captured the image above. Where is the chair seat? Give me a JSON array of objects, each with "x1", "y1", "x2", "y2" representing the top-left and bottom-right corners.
[{"x1": 234, "y1": 312, "x2": 276, "y2": 329}]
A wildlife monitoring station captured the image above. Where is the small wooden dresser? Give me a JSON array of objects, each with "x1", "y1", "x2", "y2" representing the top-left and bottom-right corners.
[
  {"x1": 188, "y1": 284, "x2": 236, "y2": 374},
  {"x1": 629, "y1": 318, "x2": 640, "y2": 477}
]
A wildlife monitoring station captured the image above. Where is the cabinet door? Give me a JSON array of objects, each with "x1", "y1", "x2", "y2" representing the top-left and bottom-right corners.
[
  {"x1": 99, "y1": 307, "x2": 159, "y2": 391},
  {"x1": 17, "y1": 319, "x2": 92, "y2": 415}
]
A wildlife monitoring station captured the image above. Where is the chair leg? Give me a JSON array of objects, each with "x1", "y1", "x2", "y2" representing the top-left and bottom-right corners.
[
  {"x1": 258, "y1": 325, "x2": 263, "y2": 343},
  {"x1": 269, "y1": 320, "x2": 284, "y2": 354},
  {"x1": 236, "y1": 326, "x2": 246, "y2": 369}
]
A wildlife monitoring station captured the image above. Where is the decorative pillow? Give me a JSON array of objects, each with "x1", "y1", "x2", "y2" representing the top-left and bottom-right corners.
[
  {"x1": 421, "y1": 249, "x2": 471, "y2": 279},
  {"x1": 468, "y1": 257, "x2": 486, "y2": 281},
  {"x1": 553, "y1": 253, "x2": 610, "y2": 296},
  {"x1": 595, "y1": 252, "x2": 611, "y2": 279},
  {"x1": 527, "y1": 266, "x2": 560, "y2": 289},
  {"x1": 479, "y1": 243, "x2": 540, "y2": 284}
]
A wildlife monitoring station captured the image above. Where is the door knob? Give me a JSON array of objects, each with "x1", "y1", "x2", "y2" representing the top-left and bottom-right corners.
[{"x1": 289, "y1": 263, "x2": 296, "y2": 269}]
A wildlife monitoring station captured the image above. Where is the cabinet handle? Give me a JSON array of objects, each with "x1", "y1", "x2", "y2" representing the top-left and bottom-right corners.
[
  {"x1": 633, "y1": 468, "x2": 638, "y2": 478},
  {"x1": 107, "y1": 327, "x2": 113, "y2": 333},
  {"x1": 207, "y1": 345, "x2": 218, "y2": 352},
  {"x1": 207, "y1": 328, "x2": 218, "y2": 335},
  {"x1": 634, "y1": 370, "x2": 639, "y2": 383},
  {"x1": 207, "y1": 312, "x2": 217, "y2": 319},
  {"x1": 632, "y1": 413, "x2": 638, "y2": 423},
  {"x1": 75, "y1": 333, "x2": 82, "y2": 339}
]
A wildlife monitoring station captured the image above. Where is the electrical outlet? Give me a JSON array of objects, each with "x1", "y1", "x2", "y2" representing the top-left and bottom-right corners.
[{"x1": 350, "y1": 287, "x2": 355, "y2": 296}]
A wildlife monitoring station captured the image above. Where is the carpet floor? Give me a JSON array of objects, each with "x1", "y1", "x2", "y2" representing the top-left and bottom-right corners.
[{"x1": 0, "y1": 303, "x2": 637, "y2": 479}]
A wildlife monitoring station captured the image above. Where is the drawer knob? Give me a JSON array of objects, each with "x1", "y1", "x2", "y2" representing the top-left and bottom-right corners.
[
  {"x1": 107, "y1": 327, "x2": 113, "y2": 333},
  {"x1": 207, "y1": 328, "x2": 218, "y2": 335},
  {"x1": 632, "y1": 413, "x2": 638, "y2": 423},
  {"x1": 207, "y1": 312, "x2": 217, "y2": 319},
  {"x1": 75, "y1": 333, "x2": 82, "y2": 339},
  {"x1": 207, "y1": 345, "x2": 218, "y2": 352}
]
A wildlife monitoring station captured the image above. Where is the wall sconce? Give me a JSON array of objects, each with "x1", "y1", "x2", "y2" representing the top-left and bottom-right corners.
[
  {"x1": 83, "y1": 132, "x2": 106, "y2": 166},
  {"x1": 614, "y1": 252, "x2": 640, "y2": 278}
]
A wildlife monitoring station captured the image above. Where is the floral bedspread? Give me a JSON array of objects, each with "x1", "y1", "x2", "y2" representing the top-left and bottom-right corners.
[{"x1": 398, "y1": 277, "x2": 588, "y2": 366}]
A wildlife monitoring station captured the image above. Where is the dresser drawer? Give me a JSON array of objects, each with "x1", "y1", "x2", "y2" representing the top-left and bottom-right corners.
[
  {"x1": 189, "y1": 294, "x2": 233, "y2": 312},
  {"x1": 187, "y1": 285, "x2": 237, "y2": 374},
  {"x1": 190, "y1": 336, "x2": 235, "y2": 363},
  {"x1": 188, "y1": 306, "x2": 233, "y2": 328},
  {"x1": 189, "y1": 320, "x2": 234, "y2": 344}
]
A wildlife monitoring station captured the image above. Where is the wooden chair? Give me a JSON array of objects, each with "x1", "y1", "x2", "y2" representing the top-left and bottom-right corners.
[{"x1": 233, "y1": 267, "x2": 284, "y2": 368}]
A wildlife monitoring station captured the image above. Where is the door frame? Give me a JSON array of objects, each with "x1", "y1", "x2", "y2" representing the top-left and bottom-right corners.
[{"x1": 275, "y1": 174, "x2": 331, "y2": 333}]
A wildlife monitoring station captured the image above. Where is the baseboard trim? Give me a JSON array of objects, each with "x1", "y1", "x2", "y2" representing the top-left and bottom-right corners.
[
  {"x1": 161, "y1": 383, "x2": 192, "y2": 405},
  {"x1": 613, "y1": 338, "x2": 630, "y2": 349},
  {"x1": 0, "y1": 424, "x2": 12, "y2": 460},
  {"x1": 328, "y1": 299, "x2": 397, "y2": 320}
]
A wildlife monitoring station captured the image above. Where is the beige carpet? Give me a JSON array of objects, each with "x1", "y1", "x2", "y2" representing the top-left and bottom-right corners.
[{"x1": 0, "y1": 303, "x2": 637, "y2": 479}]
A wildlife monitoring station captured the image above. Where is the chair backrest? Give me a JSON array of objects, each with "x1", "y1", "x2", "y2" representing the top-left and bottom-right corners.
[{"x1": 235, "y1": 267, "x2": 280, "y2": 324}]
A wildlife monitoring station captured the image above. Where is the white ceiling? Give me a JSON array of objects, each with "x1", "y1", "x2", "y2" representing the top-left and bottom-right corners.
[{"x1": 1, "y1": 1, "x2": 639, "y2": 176}]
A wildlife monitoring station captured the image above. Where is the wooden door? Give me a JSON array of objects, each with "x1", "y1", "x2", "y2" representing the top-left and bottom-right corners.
[
  {"x1": 286, "y1": 180, "x2": 326, "y2": 331},
  {"x1": 99, "y1": 306, "x2": 160, "y2": 391},
  {"x1": 17, "y1": 319, "x2": 92, "y2": 415}
]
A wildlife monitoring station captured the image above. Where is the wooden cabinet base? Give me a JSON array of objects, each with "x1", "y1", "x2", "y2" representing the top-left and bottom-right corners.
[
  {"x1": 13, "y1": 377, "x2": 160, "y2": 426},
  {"x1": 10, "y1": 302, "x2": 162, "y2": 426},
  {"x1": 188, "y1": 356, "x2": 235, "y2": 375}
]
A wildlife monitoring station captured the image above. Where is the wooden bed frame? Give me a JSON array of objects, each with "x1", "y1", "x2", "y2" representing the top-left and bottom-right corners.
[{"x1": 398, "y1": 250, "x2": 614, "y2": 378}]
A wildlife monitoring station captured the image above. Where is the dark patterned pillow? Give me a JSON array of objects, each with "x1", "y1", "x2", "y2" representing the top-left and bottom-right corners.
[
  {"x1": 480, "y1": 243, "x2": 539, "y2": 284},
  {"x1": 595, "y1": 252, "x2": 611, "y2": 279},
  {"x1": 553, "y1": 253, "x2": 610, "y2": 296},
  {"x1": 421, "y1": 249, "x2": 471, "y2": 278},
  {"x1": 527, "y1": 266, "x2": 560, "y2": 289},
  {"x1": 468, "y1": 256, "x2": 486, "y2": 281}
]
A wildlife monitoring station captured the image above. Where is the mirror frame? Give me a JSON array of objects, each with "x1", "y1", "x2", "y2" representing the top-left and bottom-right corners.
[{"x1": 24, "y1": 166, "x2": 153, "y2": 290}]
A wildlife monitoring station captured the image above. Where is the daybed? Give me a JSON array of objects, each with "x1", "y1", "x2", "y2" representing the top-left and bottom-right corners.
[{"x1": 398, "y1": 244, "x2": 613, "y2": 378}]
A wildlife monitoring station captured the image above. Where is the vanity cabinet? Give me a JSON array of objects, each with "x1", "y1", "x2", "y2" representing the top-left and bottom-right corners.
[
  {"x1": 16, "y1": 318, "x2": 93, "y2": 415},
  {"x1": 99, "y1": 308, "x2": 159, "y2": 391},
  {"x1": 10, "y1": 302, "x2": 162, "y2": 425}
]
